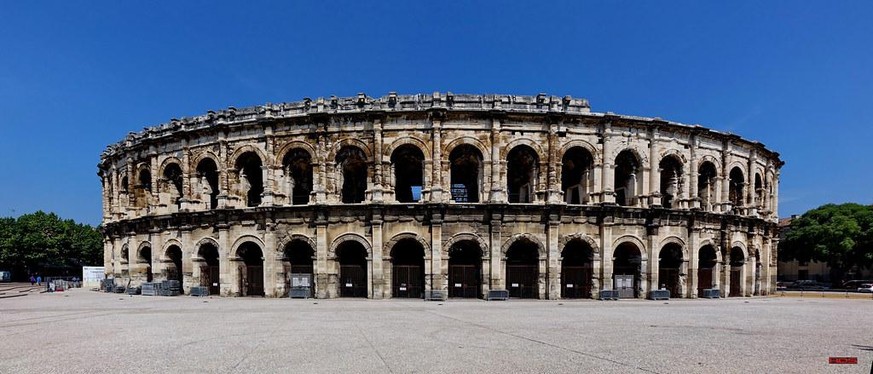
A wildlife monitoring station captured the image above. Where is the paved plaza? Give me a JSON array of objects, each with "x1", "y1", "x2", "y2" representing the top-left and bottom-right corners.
[{"x1": 1, "y1": 289, "x2": 871, "y2": 373}]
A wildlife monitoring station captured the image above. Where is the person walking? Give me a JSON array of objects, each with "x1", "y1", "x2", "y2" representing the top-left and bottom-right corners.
[
  {"x1": 36, "y1": 275, "x2": 42, "y2": 286},
  {"x1": 29, "y1": 275, "x2": 35, "y2": 285}
]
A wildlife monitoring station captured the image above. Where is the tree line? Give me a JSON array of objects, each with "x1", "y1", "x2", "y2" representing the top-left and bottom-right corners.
[
  {"x1": 780, "y1": 203, "x2": 873, "y2": 283},
  {"x1": 0, "y1": 211, "x2": 103, "y2": 281}
]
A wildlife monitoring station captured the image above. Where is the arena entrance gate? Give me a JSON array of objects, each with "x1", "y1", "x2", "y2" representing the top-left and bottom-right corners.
[
  {"x1": 697, "y1": 245, "x2": 718, "y2": 297},
  {"x1": 199, "y1": 243, "x2": 220, "y2": 296},
  {"x1": 284, "y1": 239, "x2": 315, "y2": 298},
  {"x1": 658, "y1": 243, "x2": 683, "y2": 297},
  {"x1": 391, "y1": 238, "x2": 425, "y2": 298},
  {"x1": 448, "y1": 240, "x2": 482, "y2": 298},
  {"x1": 561, "y1": 239, "x2": 594, "y2": 299},
  {"x1": 338, "y1": 241, "x2": 368, "y2": 298},
  {"x1": 613, "y1": 242, "x2": 642, "y2": 298},
  {"x1": 729, "y1": 247, "x2": 745, "y2": 297},
  {"x1": 505, "y1": 239, "x2": 539, "y2": 299},
  {"x1": 238, "y1": 242, "x2": 264, "y2": 297}
]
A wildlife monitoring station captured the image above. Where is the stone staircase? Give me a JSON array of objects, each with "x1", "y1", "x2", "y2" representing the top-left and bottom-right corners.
[{"x1": 0, "y1": 283, "x2": 43, "y2": 299}]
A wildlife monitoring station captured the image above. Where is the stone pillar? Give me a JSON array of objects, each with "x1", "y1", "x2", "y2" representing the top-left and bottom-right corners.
[
  {"x1": 315, "y1": 211, "x2": 330, "y2": 298},
  {"x1": 547, "y1": 122, "x2": 561, "y2": 203},
  {"x1": 600, "y1": 124, "x2": 614, "y2": 204},
  {"x1": 180, "y1": 228, "x2": 193, "y2": 294},
  {"x1": 218, "y1": 224, "x2": 232, "y2": 296},
  {"x1": 649, "y1": 129, "x2": 660, "y2": 207},
  {"x1": 372, "y1": 119, "x2": 384, "y2": 202},
  {"x1": 490, "y1": 118, "x2": 504, "y2": 203},
  {"x1": 431, "y1": 117, "x2": 443, "y2": 202},
  {"x1": 370, "y1": 214, "x2": 384, "y2": 299},
  {"x1": 264, "y1": 221, "x2": 279, "y2": 297},
  {"x1": 720, "y1": 148, "x2": 731, "y2": 212},
  {"x1": 648, "y1": 233, "x2": 659, "y2": 295},
  {"x1": 688, "y1": 228, "x2": 699, "y2": 298},
  {"x1": 689, "y1": 137, "x2": 699, "y2": 209},
  {"x1": 489, "y1": 216, "x2": 503, "y2": 291},
  {"x1": 431, "y1": 211, "x2": 444, "y2": 296},
  {"x1": 547, "y1": 215, "x2": 560, "y2": 299},
  {"x1": 600, "y1": 221, "x2": 613, "y2": 293}
]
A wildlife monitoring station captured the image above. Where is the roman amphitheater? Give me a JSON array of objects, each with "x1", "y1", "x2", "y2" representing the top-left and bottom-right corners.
[{"x1": 98, "y1": 92, "x2": 782, "y2": 300}]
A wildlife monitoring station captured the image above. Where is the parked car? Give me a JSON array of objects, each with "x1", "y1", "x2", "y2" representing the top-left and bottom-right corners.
[
  {"x1": 788, "y1": 280, "x2": 830, "y2": 290},
  {"x1": 0, "y1": 271, "x2": 10, "y2": 282},
  {"x1": 776, "y1": 281, "x2": 789, "y2": 291},
  {"x1": 857, "y1": 284, "x2": 873, "y2": 293},
  {"x1": 840, "y1": 280, "x2": 873, "y2": 290}
]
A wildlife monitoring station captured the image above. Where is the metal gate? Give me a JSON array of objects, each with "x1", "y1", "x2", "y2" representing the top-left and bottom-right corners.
[
  {"x1": 507, "y1": 265, "x2": 538, "y2": 298},
  {"x1": 202, "y1": 265, "x2": 220, "y2": 295},
  {"x1": 614, "y1": 274, "x2": 635, "y2": 298},
  {"x1": 449, "y1": 265, "x2": 480, "y2": 298},
  {"x1": 729, "y1": 269, "x2": 741, "y2": 297},
  {"x1": 392, "y1": 265, "x2": 423, "y2": 298},
  {"x1": 697, "y1": 267, "x2": 713, "y2": 297},
  {"x1": 246, "y1": 266, "x2": 264, "y2": 296},
  {"x1": 561, "y1": 265, "x2": 592, "y2": 299},
  {"x1": 659, "y1": 268, "x2": 680, "y2": 297},
  {"x1": 340, "y1": 265, "x2": 367, "y2": 297}
]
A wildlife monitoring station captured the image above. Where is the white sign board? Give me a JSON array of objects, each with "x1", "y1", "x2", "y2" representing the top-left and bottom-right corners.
[{"x1": 82, "y1": 266, "x2": 105, "y2": 288}]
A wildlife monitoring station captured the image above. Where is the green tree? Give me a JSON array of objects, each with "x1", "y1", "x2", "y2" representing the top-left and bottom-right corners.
[{"x1": 781, "y1": 203, "x2": 873, "y2": 283}]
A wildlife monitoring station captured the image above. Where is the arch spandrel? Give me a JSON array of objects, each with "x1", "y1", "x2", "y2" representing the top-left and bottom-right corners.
[
  {"x1": 329, "y1": 233, "x2": 373, "y2": 258},
  {"x1": 443, "y1": 233, "x2": 489, "y2": 259},
  {"x1": 611, "y1": 235, "x2": 648, "y2": 261},
  {"x1": 443, "y1": 137, "x2": 491, "y2": 162},
  {"x1": 558, "y1": 140, "x2": 600, "y2": 164},
  {"x1": 229, "y1": 144, "x2": 269, "y2": 168},
  {"x1": 383, "y1": 232, "x2": 431, "y2": 259},
  {"x1": 558, "y1": 233, "x2": 601, "y2": 258},
  {"x1": 501, "y1": 138, "x2": 546, "y2": 161},
  {"x1": 385, "y1": 137, "x2": 431, "y2": 161},
  {"x1": 158, "y1": 157, "x2": 186, "y2": 176},
  {"x1": 276, "y1": 233, "x2": 317, "y2": 255},
  {"x1": 230, "y1": 235, "x2": 267, "y2": 259},
  {"x1": 328, "y1": 138, "x2": 373, "y2": 161},
  {"x1": 500, "y1": 233, "x2": 546, "y2": 258},
  {"x1": 274, "y1": 141, "x2": 318, "y2": 168}
]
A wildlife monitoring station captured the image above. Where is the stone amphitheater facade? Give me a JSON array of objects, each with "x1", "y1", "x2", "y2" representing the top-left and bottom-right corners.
[{"x1": 98, "y1": 92, "x2": 782, "y2": 299}]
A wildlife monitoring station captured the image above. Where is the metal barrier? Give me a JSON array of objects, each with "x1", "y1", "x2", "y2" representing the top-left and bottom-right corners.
[
  {"x1": 599, "y1": 290, "x2": 620, "y2": 300},
  {"x1": 487, "y1": 290, "x2": 509, "y2": 301},
  {"x1": 190, "y1": 286, "x2": 209, "y2": 297},
  {"x1": 702, "y1": 289, "x2": 720, "y2": 299},
  {"x1": 424, "y1": 290, "x2": 447, "y2": 301},
  {"x1": 647, "y1": 290, "x2": 670, "y2": 300}
]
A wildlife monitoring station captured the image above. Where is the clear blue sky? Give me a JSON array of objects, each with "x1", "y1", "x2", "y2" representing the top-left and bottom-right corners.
[{"x1": 1, "y1": 2, "x2": 871, "y2": 226}]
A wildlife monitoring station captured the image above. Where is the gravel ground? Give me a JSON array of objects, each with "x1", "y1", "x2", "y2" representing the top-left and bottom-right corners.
[{"x1": 1, "y1": 290, "x2": 871, "y2": 373}]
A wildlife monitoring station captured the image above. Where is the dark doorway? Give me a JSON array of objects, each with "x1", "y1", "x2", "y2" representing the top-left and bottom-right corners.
[
  {"x1": 238, "y1": 242, "x2": 264, "y2": 297},
  {"x1": 659, "y1": 156, "x2": 683, "y2": 208},
  {"x1": 337, "y1": 241, "x2": 368, "y2": 297},
  {"x1": 284, "y1": 239, "x2": 315, "y2": 297},
  {"x1": 697, "y1": 162, "x2": 717, "y2": 212},
  {"x1": 162, "y1": 163, "x2": 184, "y2": 209},
  {"x1": 506, "y1": 145, "x2": 539, "y2": 203},
  {"x1": 697, "y1": 245, "x2": 717, "y2": 297},
  {"x1": 658, "y1": 243, "x2": 683, "y2": 297},
  {"x1": 166, "y1": 245, "x2": 183, "y2": 293},
  {"x1": 336, "y1": 146, "x2": 368, "y2": 203},
  {"x1": 196, "y1": 158, "x2": 220, "y2": 209},
  {"x1": 139, "y1": 246, "x2": 153, "y2": 283},
  {"x1": 199, "y1": 243, "x2": 220, "y2": 296},
  {"x1": 730, "y1": 247, "x2": 745, "y2": 297},
  {"x1": 561, "y1": 239, "x2": 594, "y2": 299},
  {"x1": 391, "y1": 238, "x2": 425, "y2": 298},
  {"x1": 561, "y1": 147, "x2": 594, "y2": 204},
  {"x1": 613, "y1": 242, "x2": 642, "y2": 298},
  {"x1": 449, "y1": 144, "x2": 482, "y2": 203},
  {"x1": 729, "y1": 167, "x2": 744, "y2": 208},
  {"x1": 506, "y1": 239, "x2": 540, "y2": 299},
  {"x1": 282, "y1": 149, "x2": 313, "y2": 205},
  {"x1": 235, "y1": 152, "x2": 264, "y2": 207},
  {"x1": 448, "y1": 240, "x2": 482, "y2": 298},
  {"x1": 614, "y1": 150, "x2": 639, "y2": 207}
]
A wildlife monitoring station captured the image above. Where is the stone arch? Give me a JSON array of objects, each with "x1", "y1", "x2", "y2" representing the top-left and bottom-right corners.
[
  {"x1": 194, "y1": 236, "x2": 220, "y2": 258},
  {"x1": 384, "y1": 136, "x2": 431, "y2": 161},
  {"x1": 191, "y1": 151, "x2": 221, "y2": 172},
  {"x1": 443, "y1": 233, "x2": 489, "y2": 258},
  {"x1": 329, "y1": 233, "x2": 373, "y2": 257},
  {"x1": 161, "y1": 239, "x2": 184, "y2": 260},
  {"x1": 726, "y1": 162, "x2": 748, "y2": 177},
  {"x1": 120, "y1": 243, "x2": 130, "y2": 263},
  {"x1": 698, "y1": 155, "x2": 722, "y2": 173},
  {"x1": 658, "y1": 236, "x2": 688, "y2": 259},
  {"x1": 558, "y1": 139, "x2": 600, "y2": 164},
  {"x1": 611, "y1": 146, "x2": 648, "y2": 166},
  {"x1": 276, "y1": 233, "x2": 317, "y2": 257},
  {"x1": 558, "y1": 233, "x2": 601, "y2": 258},
  {"x1": 444, "y1": 136, "x2": 491, "y2": 162},
  {"x1": 501, "y1": 137, "x2": 546, "y2": 161},
  {"x1": 611, "y1": 235, "x2": 648, "y2": 261},
  {"x1": 136, "y1": 241, "x2": 153, "y2": 262},
  {"x1": 274, "y1": 141, "x2": 318, "y2": 168},
  {"x1": 229, "y1": 144, "x2": 269, "y2": 169},
  {"x1": 730, "y1": 241, "x2": 749, "y2": 261},
  {"x1": 659, "y1": 148, "x2": 688, "y2": 164},
  {"x1": 230, "y1": 235, "x2": 267, "y2": 259},
  {"x1": 500, "y1": 233, "x2": 546, "y2": 258},
  {"x1": 158, "y1": 156, "x2": 186, "y2": 176},
  {"x1": 697, "y1": 238, "x2": 723, "y2": 262},
  {"x1": 383, "y1": 232, "x2": 431, "y2": 259},
  {"x1": 328, "y1": 137, "x2": 373, "y2": 161}
]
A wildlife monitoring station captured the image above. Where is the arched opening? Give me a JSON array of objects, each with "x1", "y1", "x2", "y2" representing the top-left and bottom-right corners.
[
  {"x1": 237, "y1": 242, "x2": 264, "y2": 297},
  {"x1": 120, "y1": 245, "x2": 129, "y2": 264},
  {"x1": 506, "y1": 145, "x2": 539, "y2": 203},
  {"x1": 282, "y1": 149, "x2": 313, "y2": 205},
  {"x1": 697, "y1": 162, "x2": 718, "y2": 211},
  {"x1": 196, "y1": 158, "x2": 220, "y2": 209},
  {"x1": 235, "y1": 152, "x2": 264, "y2": 207},
  {"x1": 162, "y1": 163, "x2": 184, "y2": 209},
  {"x1": 448, "y1": 240, "x2": 482, "y2": 298},
  {"x1": 449, "y1": 145, "x2": 483, "y2": 203},
  {"x1": 391, "y1": 145, "x2": 425, "y2": 203},
  {"x1": 337, "y1": 241, "x2": 368, "y2": 297},
  {"x1": 165, "y1": 245, "x2": 183, "y2": 294},
  {"x1": 614, "y1": 150, "x2": 640, "y2": 207},
  {"x1": 659, "y1": 156, "x2": 683, "y2": 208},
  {"x1": 729, "y1": 247, "x2": 745, "y2": 297},
  {"x1": 658, "y1": 243, "x2": 683, "y2": 297},
  {"x1": 697, "y1": 245, "x2": 718, "y2": 297},
  {"x1": 729, "y1": 167, "x2": 744, "y2": 208},
  {"x1": 505, "y1": 239, "x2": 540, "y2": 299},
  {"x1": 613, "y1": 242, "x2": 642, "y2": 298},
  {"x1": 198, "y1": 243, "x2": 220, "y2": 295},
  {"x1": 390, "y1": 238, "x2": 425, "y2": 298},
  {"x1": 754, "y1": 173, "x2": 763, "y2": 209},
  {"x1": 336, "y1": 146, "x2": 368, "y2": 203},
  {"x1": 561, "y1": 147, "x2": 594, "y2": 204},
  {"x1": 283, "y1": 239, "x2": 315, "y2": 297},
  {"x1": 561, "y1": 239, "x2": 594, "y2": 299},
  {"x1": 121, "y1": 175, "x2": 129, "y2": 195},
  {"x1": 138, "y1": 246, "x2": 153, "y2": 282},
  {"x1": 135, "y1": 168, "x2": 152, "y2": 208}
]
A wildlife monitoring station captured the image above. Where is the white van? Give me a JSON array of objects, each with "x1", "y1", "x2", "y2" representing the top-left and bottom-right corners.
[{"x1": 0, "y1": 271, "x2": 11, "y2": 282}]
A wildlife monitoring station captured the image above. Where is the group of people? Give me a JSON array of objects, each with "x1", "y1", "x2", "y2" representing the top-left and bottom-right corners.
[{"x1": 29, "y1": 275, "x2": 42, "y2": 286}]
